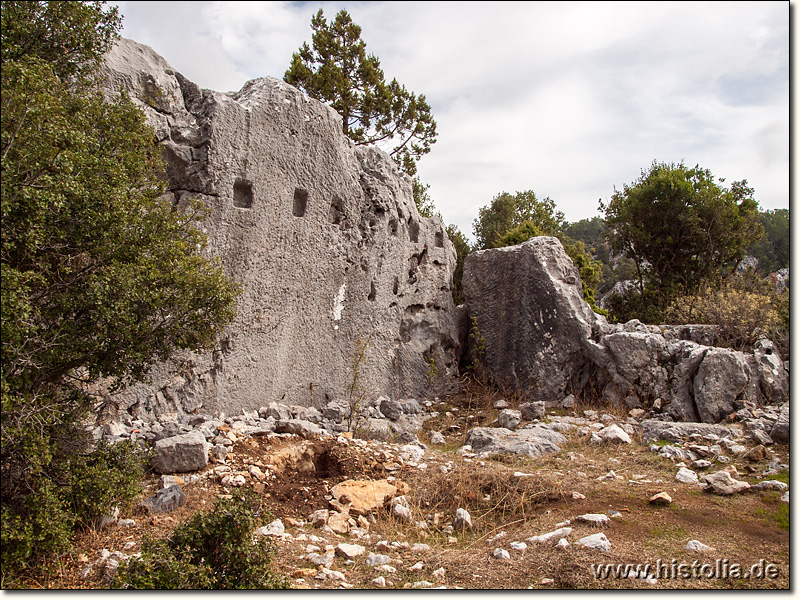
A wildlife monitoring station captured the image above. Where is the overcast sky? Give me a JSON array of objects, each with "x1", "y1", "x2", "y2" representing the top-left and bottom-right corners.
[{"x1": 110, "y1": 1, "x2": 789, "y2": 241}]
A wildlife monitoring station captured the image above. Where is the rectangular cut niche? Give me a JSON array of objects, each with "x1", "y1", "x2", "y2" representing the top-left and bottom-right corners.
[
  {"x1": 233, "y1": 178, "x2": 253, "y2": 209},
  {"x1": 293, "y1": 188, "x2": 309, "y2": 217},
  {"x1": 435, "y1": 231, "x2": 444, "y2": 248}
]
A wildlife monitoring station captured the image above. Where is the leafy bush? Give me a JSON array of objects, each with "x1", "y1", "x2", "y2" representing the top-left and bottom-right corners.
[
  {"x1": 1, "y1": 386, "x2": 148, "y2": 584},
  {"x1": 115, "y1": 490, "x2": 290, "y2": 590}
]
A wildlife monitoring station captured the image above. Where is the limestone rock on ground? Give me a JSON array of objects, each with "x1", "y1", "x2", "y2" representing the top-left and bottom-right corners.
[
  {"x1": 138, "y1": 484, "x2": 186, "y2": 515},
  {"x1": 151, "y1": 430, "x2": 209, "y2": 474},
  {"x1": 701, "y1": 470, "x2": 751, "y2": 495},
  {"x1": 465, "y1": 426, "x2": 567, "y2": 458}
]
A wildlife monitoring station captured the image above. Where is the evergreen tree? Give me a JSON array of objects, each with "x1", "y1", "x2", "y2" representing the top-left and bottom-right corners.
[{"x1": 285, "y1": 9, "x2": 437, "y2": 177}]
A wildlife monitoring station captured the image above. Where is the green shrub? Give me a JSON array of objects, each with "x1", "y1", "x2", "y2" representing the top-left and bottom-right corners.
[
  {"x1": 1, "y1": 384, "x2": 148, "y2": 584},
  {"x1": 115, "y1": 490, "x2": 290, "y2": 590}
]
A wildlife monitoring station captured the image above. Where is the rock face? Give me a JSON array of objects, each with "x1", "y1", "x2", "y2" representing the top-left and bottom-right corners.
[
  {"x1": 463, "y1": 237, "x2": 605, "y2": 404},
  {"x1": 463, "y1": 237, "x2": 789, "y2": 423},
  {"x1": 102, "y1": 38, "x2": 459, "y2": 420}
]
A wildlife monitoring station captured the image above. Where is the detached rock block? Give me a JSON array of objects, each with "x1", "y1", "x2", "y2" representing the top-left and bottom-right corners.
[{"x1": 152, "y1": 430, "x2": 209, "y2": 474}]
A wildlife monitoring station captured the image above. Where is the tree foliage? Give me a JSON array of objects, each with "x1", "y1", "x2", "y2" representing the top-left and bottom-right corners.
[
  {"x1": 747, "y1": 208, "x2": 789, "y2": 274},
  {"x1": 600, "y1": 161, "x2": 763, "y2": 319},
  {"x1": 285, "y1": 9, "x2": 437, "y2": 177},
  {"x1": 1, "y1": 0, "x2": 240, "y2": 578},
  {"x1": 473, "y1": 190, "x2": 563, "y2": 251},
  {"x1": 445, "y1": 224, "x2": 471, "y2": 305}
]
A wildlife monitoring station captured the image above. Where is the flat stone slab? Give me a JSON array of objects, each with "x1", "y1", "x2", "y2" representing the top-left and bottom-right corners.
[
  {"x1": 465, "y1": 426, "x2": 567, "y2": 458},
  {"x1": 330, "y1": 479, "x2": 399, "y2": 516},
  {"x1": 641, "y1": 420, "x2": 742, "y2": 444}
]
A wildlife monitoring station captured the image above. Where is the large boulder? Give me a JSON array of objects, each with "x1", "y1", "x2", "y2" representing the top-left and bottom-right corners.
[
  {"x1": 463, "y1": 237, "x2": 607, "y2": 403},
  {"x1": 102, "y1": 38, "x2": 459, "y2": 420},
  {"x1": 463, "y1": 236, "x2": 787, "y2": 424}
]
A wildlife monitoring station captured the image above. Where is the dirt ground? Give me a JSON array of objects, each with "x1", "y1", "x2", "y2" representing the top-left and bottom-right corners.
[{"x1": 16, "y1": 391, "x2": 791, "y2": 590}]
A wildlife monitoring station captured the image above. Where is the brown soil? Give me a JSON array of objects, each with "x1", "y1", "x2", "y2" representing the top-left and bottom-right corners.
[{"x1": 14, "y1": 392, "x2": 790, "y2": 590}]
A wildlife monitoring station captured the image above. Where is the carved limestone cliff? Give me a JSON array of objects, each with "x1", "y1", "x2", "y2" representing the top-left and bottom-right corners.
[{"x1": 102, "y1": 38, "x2": 459, "y2": 420}]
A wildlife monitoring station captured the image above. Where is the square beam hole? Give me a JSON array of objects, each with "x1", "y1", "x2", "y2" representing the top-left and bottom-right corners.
[
  {"x1": 293, "y1": 188, "x2": 309, "y2": 217},
  {"x1": 233, "y1": 178, "x2": 253, "y2": 209}
]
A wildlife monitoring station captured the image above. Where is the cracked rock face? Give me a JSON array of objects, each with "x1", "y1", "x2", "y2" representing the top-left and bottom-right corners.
[
  {"x1": 102, "y1": 38, "x2": 459, "y2": 420},
  {"x1": 463, "y1": 237, "x2": 788, "y2": 423}
]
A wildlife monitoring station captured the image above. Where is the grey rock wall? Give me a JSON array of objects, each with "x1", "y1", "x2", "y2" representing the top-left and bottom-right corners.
[
  {"x1": 102, "y1": 38, "x2": 459, "y2": 420},
  {"x1": 463, "y1": 237, "x2": 789, "y2": 424}
]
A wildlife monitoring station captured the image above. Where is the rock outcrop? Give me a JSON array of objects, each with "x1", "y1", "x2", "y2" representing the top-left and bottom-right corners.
[
  {"x1": 101, "y1": 38, "x2": 459, "y2": 420},
  {"x1": 463, "y1": 237, "x2": 789, "y2": 424}
]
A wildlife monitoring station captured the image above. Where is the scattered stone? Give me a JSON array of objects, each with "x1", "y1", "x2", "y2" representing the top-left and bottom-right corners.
[
  {"x1": 335, "y1": 543, "x2": 366, "y2": 558},
  {"x1": 598, "y1": 424, "x2": 632, "y2": 445},
  {"x1": 327, "y1": 512, "x2": 351, "y2": 534},
  {"x1": 575, "y1": 513, "x2": 610, "y2": 526},
  {"x1": 571, "y1": 492, "x2": 586, "y2": 500},
  {"x1": 411, "y1": 543, "x2": 431, "y2": 553},
  {"x1": 309, "y1": 509, "x2": 329, "y2": 528},
  {"x1": 675, "y1": 467, "x2": 699, "y2": 484},
  {"x1": 255, "y1": 519, "x2": 285, "y2": 537},
  {"x1": 371, "y1": 576, "x2": 387, "y2": 587},
  {"x1": 151, "y1": 431, "x2": 209, "y2": 474},
  {"x1": 498, "y1": 409, "x2": 522, "y2": 430},
  {"x1": 432, "y1": 567, "x2": 446, "y2": 580},
  {"x1": 520, "y1": 401, "x2": 546, "y2": 420},
  {"x1": 781, "y1": 491, "x2": 789, "y2": 503},
  {"x1": 686, "y1": 540, "x2": 715, "y2": 552},
  {"x1": 702, "y1": 470, "x2": 751, "y2": 495},
  {"x1": 556, "y1": 538, "x2": 571, "y2": 550},
  {"x1": 118, "y1": 519, "x2": 136, "y2": 528},
  {"x1": 411, "y1": 581, "x2": 433, "y2": 589},
  {"x1": 465, "y1": 426, "x2": 567, "y2": 458},
  {"x1": 510, "y1": 541, "x2": 528, "y2": 550},
  {"x1": 526, "y1": 527, "x2": 573, "y2": 544},
  {"x1": 330, "y1": 479, "x2": 400, "y2": 516},
  {"x1": 649, "y1": 492, "x2": 672, "y2": 506},
  {"x1": 453, "y1": 508, "x2": 472, "y2": 530},
  {"x1": 751, "y1": 480, "x2": 789, "y2": 492},
  {"x1": 138, "y1": 485, "x2": 186, "y2": 515},
  {"x1": 770, "y1": 404, "x2": 789, "y2": 442},
  {"x1": 366, "y1": 553, "x2": 392, "y2": 568},
  {"x1": 741, "y1": 445, "x2": 767, "y2": 462},
  {"x1": 393, "y1": 504, "x2": 413, "y2": 523},
  {"x1": 428, "y1": 431, "x2": 446, "y2": 445},
  {"x1": 691, "y1": 459, "x2": 713, "y2": 470},
  {"x1": 492, "y1": 548, "x2": 511, "y2": 560},
  {"x1": 220, "y1": 473, "x2": 246, "y2": 487},
  {"x1": 750, "y1": 429, "x2": 774, "y2": 446},
  {"x1": 309, "y1": 550, "x2": 335, "y2": 568},
  {"x1": 577, "y1": 532, "x2": 611, "y2": 552}
]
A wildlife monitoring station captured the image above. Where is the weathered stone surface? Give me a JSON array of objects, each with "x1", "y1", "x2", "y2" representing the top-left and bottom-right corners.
[
  {"x1": 577, "y1": 532, "x2": 611, "y2": 552},
  {"x1": 520, "y1": 401, "x2": 546, "y2": 421},
  {"x1": 463, "y1": 237, "x2": 607, "y2": 403},
  {"x1": 497, "y1": 409, "x2": 522, "y2": 430},
  {"x1": 453, "y1": 508, "x2": 472, "y2": 530},
  {"x1": 526, "y1": 527, "x2": 573, "y2": 544},
  {"x1": 465, "y1": 426, "x2": 567, "y2": 458},
  {"x1": 330, "y1": 479, "x2": 399, "y2": 515},
  {"x1": 702, "y1": 470, "x2": 750, "y2": 495},
  {"x1": 641, "y1": 420, "x2": 740, "y2": 444},
  {"x1": 139, "y1": 485, "x2": 186, "y2": 514},
  {"x1": 102, "y1": 38, "x2": 459, "y2": 421},
  {"x1": 675, "y1": 467, "x2": 699, "y2": 484},
  {"x1": 597, "y1": 424, "x2": 631, "y2": 445},
  {"x1": 152, "y1": 431, "x2": 209, "y2": 474},
  {"x1": 770, "y1": 403, "x2": 789, "y2": 442},
  {"x1": 686, "y1": 540, "x2": 715, "y2": 552},
  {"x1": 649, "y1": 492, "x2": 672, "y2": 506},
  {"x1": 462, "y1": 236, "x2": 784, "y2": 424}
]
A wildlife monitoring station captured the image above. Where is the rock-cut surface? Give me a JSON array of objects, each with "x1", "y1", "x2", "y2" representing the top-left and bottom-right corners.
[{"x1": 101, "y1": 38, "x2": 459, "y2": 420}]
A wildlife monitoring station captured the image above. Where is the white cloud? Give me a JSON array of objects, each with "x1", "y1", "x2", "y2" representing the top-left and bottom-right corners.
[{"x1": 110, "y1": 1, "x2": 789, "y2": 241}]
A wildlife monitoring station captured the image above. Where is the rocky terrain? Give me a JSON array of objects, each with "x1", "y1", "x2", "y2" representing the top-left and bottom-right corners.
[
  {"x1": 52, "y1": 37, "x2": 789, "y2": 591},
  {"x1": 40, "y1": 386, "x2": 787, "y2": 590}
]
